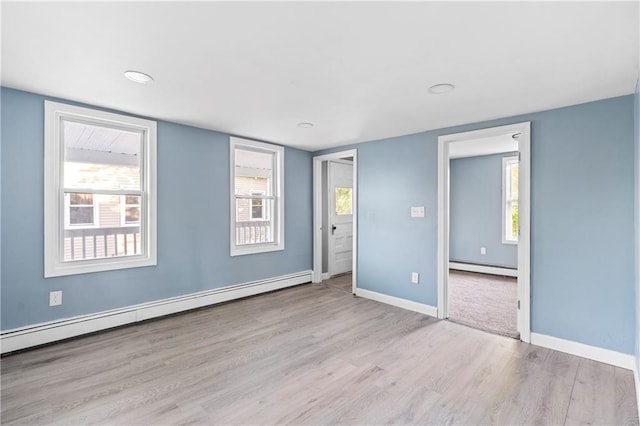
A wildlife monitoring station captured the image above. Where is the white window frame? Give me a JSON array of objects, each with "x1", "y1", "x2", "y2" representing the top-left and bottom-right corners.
[
  {"x1": 502, "y1": 155, "x2": 519, "y2": 244},
  {"x1": 230, "y1": 137, "x2": 284, "y2": 256},
  {"x1": 44, "y1": 101, "x2": 157, "y2": 277}
]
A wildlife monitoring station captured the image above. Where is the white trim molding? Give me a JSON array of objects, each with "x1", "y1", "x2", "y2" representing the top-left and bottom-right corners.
[
  {"x1": 355, "y1": 288, "x2": 438, "y2": 317},
  {"x1": 449, "y1": 262, "x2": 518, "y2": 278},
  {"x1": 530, "y1": 332, "x2": 636, "y2": 370},
  {"x1": 635, "y1": 366, "x2": 640, "y2": 421},
  {"x1": 0, "y1": 270, "x2": 312, "y2": 354}
]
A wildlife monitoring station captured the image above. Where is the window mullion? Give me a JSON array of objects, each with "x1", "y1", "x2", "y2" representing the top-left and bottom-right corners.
[{"x1": 63, "y1": 188, "x2": 142, "y2": 196}]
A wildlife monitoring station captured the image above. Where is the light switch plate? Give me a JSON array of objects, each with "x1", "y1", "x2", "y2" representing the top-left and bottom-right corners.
[{"x1": 411, "y1": 206, "x2": 425, "y2": 218}]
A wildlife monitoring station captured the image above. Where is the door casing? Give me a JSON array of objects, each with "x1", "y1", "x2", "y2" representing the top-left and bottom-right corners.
[{"x1": 437, "y1": 122, "x2": 531, "y2": 343}]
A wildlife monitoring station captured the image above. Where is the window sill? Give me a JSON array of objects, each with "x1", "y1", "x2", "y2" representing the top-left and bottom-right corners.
[
  {"x1": 230, "y1": 243, "x2": 284, "y2": 257},
  {"x1": 45, "y1": 254, "x2": 156, "y2": 278}
]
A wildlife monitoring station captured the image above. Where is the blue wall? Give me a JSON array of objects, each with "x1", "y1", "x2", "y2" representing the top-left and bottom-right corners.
[
  {"x1": 317, "y1": 95, "x2": 636, "y2": 354},
  {"x1": 450, "y1": 153, "x2": 518, "y2": 269},
  {"x1": 1, "y1": 87, "x2": 313, "y2": 330}
]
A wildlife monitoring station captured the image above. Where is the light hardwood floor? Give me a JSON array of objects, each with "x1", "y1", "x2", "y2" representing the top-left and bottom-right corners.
[{"x1": 1, "y1": 280, "x2": 638, "y2": 425}]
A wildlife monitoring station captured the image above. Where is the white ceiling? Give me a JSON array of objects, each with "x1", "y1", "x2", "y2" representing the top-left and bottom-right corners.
[{"x1": 2, "y1": 2, "x2": 638, "y2": 151}]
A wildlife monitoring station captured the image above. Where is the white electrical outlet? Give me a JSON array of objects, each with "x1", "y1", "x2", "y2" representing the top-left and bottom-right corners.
[
  {"x1": 411, "y1": 272, "x2": 419, "y2": 284},
  {"x1": 410, "y1": 206, "x2": 425, "y2": 218},
  {"x1": 480, "y1": 247, "x2": 487, "y2": 255},
  {"x1": 49, "y1": 291, "x2": 62, "y2": 306}
]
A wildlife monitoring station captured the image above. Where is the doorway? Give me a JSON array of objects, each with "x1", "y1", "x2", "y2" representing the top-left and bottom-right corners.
[
  {"x1": 328, "y1": 160, "x2": 354, "y2": 277},
  {"x1": 312, "y1": 150, "x2": 358, "y2": 294},
  {"x1": 437, "y1": 122, "x2": 531, "y2": 342}
]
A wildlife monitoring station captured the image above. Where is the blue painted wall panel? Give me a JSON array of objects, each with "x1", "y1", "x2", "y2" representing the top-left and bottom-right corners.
[
  {"x1": 357, "y1": 134, "x2": 438, "y2": 306},
  {"x1": 317, "y1": 95, "x2": 635, "y2": 354},
  {"x1": 0, "y1": 87, "x2": 313, "y2": 330},
  {"x1": 450, "y1": 153, "x2": 518, "y2": 268}
]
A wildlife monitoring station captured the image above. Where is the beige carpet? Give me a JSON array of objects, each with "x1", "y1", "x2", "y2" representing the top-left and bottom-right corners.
[{"x1": 448, "y1": 270, "x2": 518, "y2": 339}]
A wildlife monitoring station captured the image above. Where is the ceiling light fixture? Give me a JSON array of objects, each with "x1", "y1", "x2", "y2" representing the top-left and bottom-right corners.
[
  {"x1": 297, "y1": 122, "x2": 314, "y2": 128},
  {"x1": 428, "y1": 83, "x2": 455, "y2": 94},
  {"x1": 124, "y1": 70, "x2": 154, "y2": 84}
]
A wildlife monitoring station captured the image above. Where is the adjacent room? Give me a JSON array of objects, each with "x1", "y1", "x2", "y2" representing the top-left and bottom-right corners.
[
  {"x1": 1, "y1": 2, "x2": 639, "y2": 425},
  {"x1": 447, "y1": 132, "x2": 520, "y2": 338}
]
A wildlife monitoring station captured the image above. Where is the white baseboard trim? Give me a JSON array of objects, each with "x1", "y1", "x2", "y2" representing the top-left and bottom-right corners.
[
  {"x1": 355, "y1": 288, "x2": 438, "y2": 317},
  {"x1": 321, "y1": 272, "x2": 330, "y2": 280},
  {"x1": 530, "y1": 332, "x2": 635, "y2": 370},
  {"x1": 0, "y1": 270, "x2": 312, "y2": 354},
  {"x1": 449, "y1": 262, "x2": 517, "y2": 277}
]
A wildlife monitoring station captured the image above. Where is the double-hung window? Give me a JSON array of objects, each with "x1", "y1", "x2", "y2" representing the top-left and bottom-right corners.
[
  {"x1": 230, "y1": 137, "x2": 284, "y2": 256},
  {"x1": 502, "y1": 155, "x2": 519, "y2": 244},
  {"x1": 44, "y1": 101, "x2": 157, "y2": 277}
]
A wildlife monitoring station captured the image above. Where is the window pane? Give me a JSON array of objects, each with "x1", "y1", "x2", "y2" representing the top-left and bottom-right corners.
[
  {"x1": 234, "y1": 149, "x2": 273, "y2": 196},
  {"x1": 70, "y1": 206, "x2": 94, "y2": 225},
  {"x1": 235, "y1": 198, "x2": 274, "y2": 245},
  {"x1": 125, "y1": 207, "x2": 140, "y2": 223},
  {"x1": 63, "y1": 120, "x2": 141, "y2": 191},
  {"x1": 124, "y1": 195, "x2": 141, "y2": 224},
  {"x1": 510, "y1": 163, "x2": 519, "y2": 200},
  {"x1": 125, "y1": 195, "x2": 139, "y2": 204},
  {"x1": 251, "y1": 199, "x2": 264, "y2": 219},
  {"x1": 64, "y1": 192, "x2": 142, "y2": 261},
  {"x1": 335, "y1": 187, "x2": 353, "y2": 215},
  {"x1": 511, "y1": 201, "x2": 519, "y2": 238},
  {"x1": 70, "y1": 193, "x2": 93, "y2": 205}
]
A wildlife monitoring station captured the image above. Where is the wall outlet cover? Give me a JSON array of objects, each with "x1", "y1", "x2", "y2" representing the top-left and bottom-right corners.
[
  {"x1": 410, "y1": 206, "x2": 425, "y2": 218},
  {"x1": 411, "y1": 272, "x2": 419, "y2": 284},
  {"x1": 49, "y1": 291, "x2": 62, "y2": 306}
]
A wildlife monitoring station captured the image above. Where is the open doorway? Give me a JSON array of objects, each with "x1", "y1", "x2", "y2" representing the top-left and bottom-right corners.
[
  {"x1": 313, "y1": 150, "x2": 358, "y2": 294},
  {"x1": 438, "y1": 122, "x2": 531, "y2": 342},
  {"x1": 448, "y1": 137, "x2": 519, "y2": 338}
]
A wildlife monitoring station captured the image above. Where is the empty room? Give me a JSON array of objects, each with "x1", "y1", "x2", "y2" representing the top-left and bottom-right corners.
[{"x1": 1, "y1": 2, "x2": 639, "y2": 425}]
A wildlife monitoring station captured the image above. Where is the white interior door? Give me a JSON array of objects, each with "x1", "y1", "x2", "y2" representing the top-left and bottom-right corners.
[{"x1": 328, "y1": 161, "x2": 353, "y2": 276}]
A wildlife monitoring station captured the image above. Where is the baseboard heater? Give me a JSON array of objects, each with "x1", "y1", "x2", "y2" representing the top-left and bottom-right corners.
[
  {"x1": 0, "y1": 270, "x2": 312, "y2": 354},
  {"x1": 449, "y1": 261, "x2": 517, "y2": 277}
]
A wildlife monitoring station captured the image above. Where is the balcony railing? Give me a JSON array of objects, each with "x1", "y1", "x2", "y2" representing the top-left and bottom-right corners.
[
  {"x1": 235, "y1": 220, "x2": 272, "y2": 245},
  {"x1": 64, "y1": 226, "x2": 141, "y2": 261},
  {"x1": 64, "y1": 221, "x2": 272, "y2": 260}
]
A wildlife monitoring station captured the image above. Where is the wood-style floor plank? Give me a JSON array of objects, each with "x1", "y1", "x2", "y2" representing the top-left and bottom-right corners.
[{"x1": 1, "y1": 280, "x2": 638, "y2": 425}]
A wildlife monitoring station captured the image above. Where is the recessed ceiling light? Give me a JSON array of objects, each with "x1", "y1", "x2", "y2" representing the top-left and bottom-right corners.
[
  {"x1": 297, "y1": 122, "x2": 314, "y2": 128},
  {"x1": 124, "y1": 70, "x2": 154, "y2": 84},
  {"x1": 428, "y1": 83, "x2": 455, "y2": 94}
]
